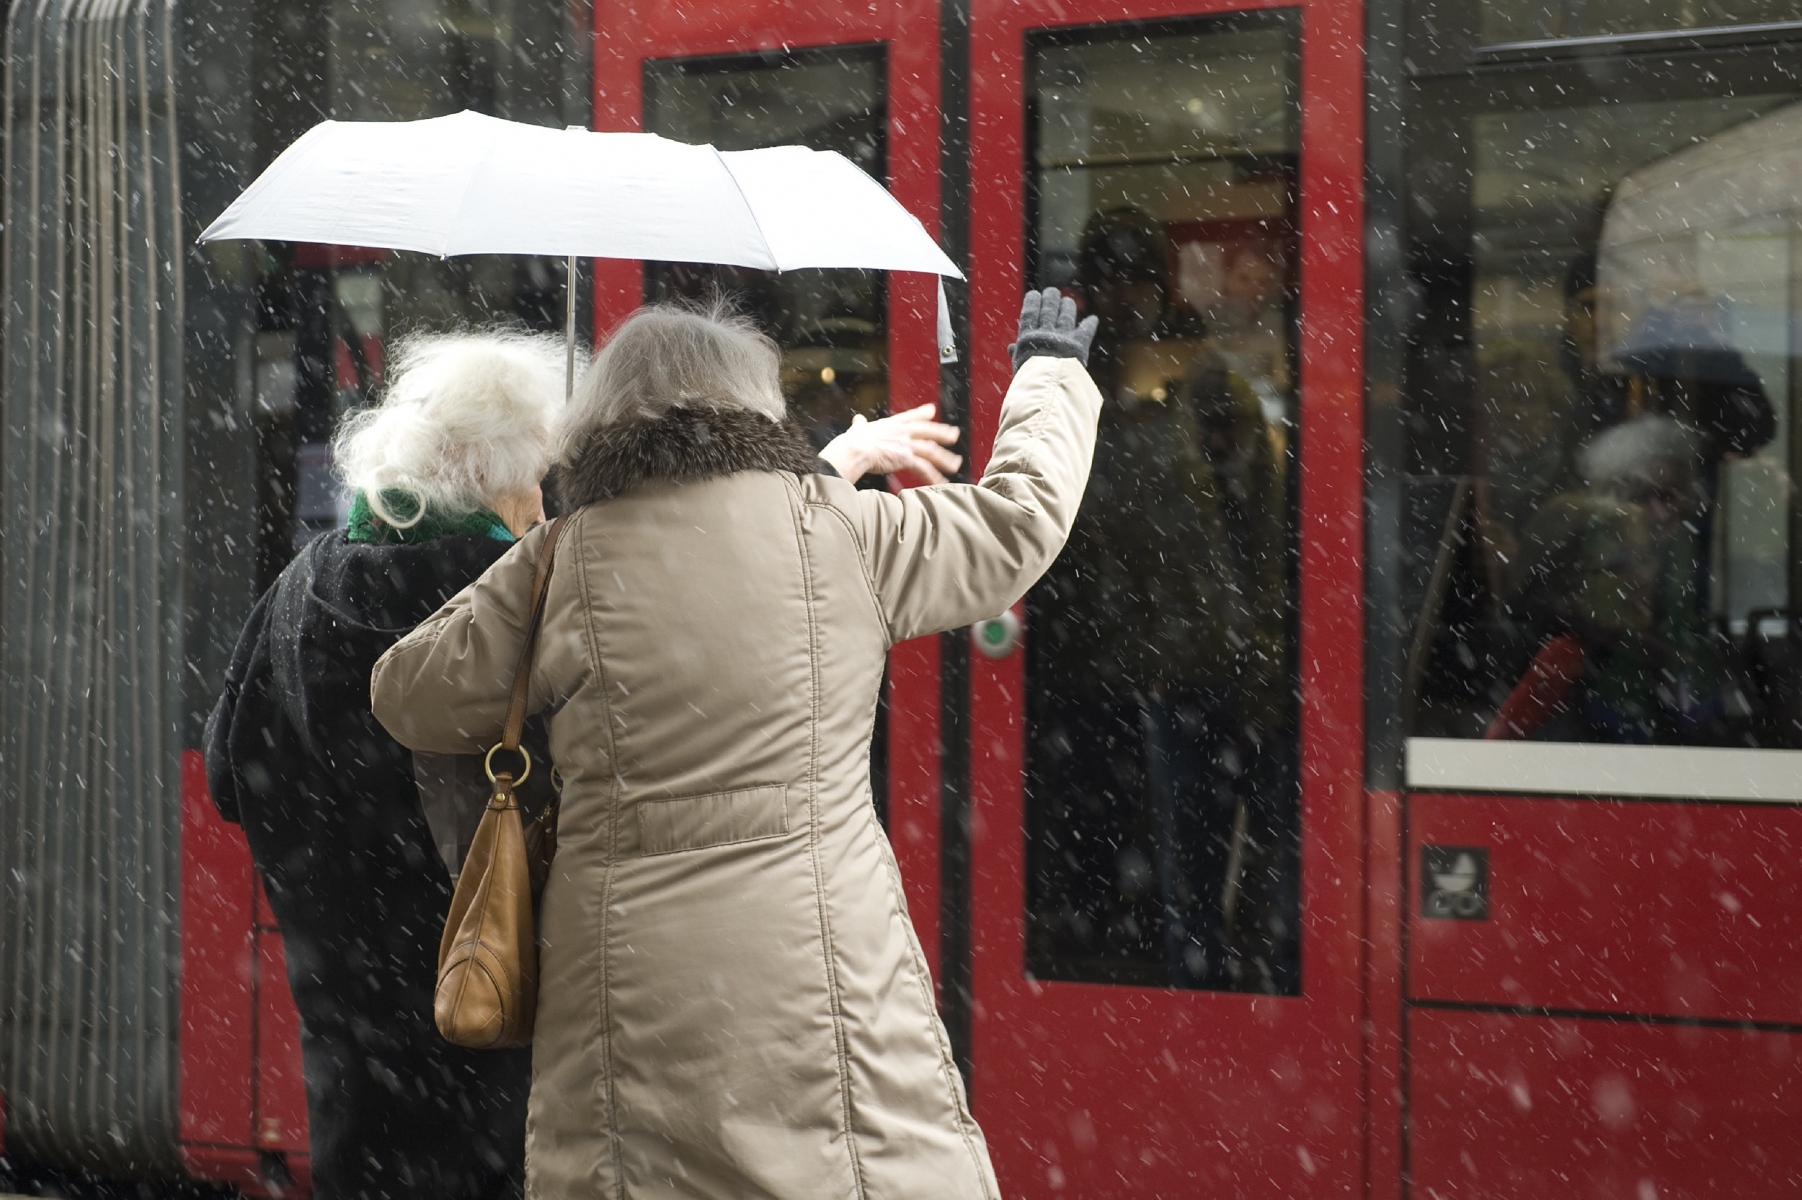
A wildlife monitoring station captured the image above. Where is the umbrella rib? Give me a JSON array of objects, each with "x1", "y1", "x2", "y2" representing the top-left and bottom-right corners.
[{"x1": 712, "y1": 146, "x2": 781, "y2": 272}]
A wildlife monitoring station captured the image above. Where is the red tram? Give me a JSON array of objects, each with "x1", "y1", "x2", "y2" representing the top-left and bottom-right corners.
[{"x1": 4, "y1": 0, "x2": 1802, "y2": 1196}]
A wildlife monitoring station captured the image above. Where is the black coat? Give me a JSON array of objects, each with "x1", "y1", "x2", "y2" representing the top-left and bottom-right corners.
[{"x1": 205, "y1": 531, "x2": 530, "y2": 1200}]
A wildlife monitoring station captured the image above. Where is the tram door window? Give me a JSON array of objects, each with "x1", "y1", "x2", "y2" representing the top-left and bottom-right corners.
[
  {"x1": 1401, "y1": 68, "x2": 1802, "y2": 749},
  {"x1": 643, "y1": 50, "x2": 890, "y2": 450},
  {"x1": 641, "y1": 47, "x2": 895, "y2": 820},
  {"x1": 1021, "y1": 16, "x2": 1301, "y2": 993}
]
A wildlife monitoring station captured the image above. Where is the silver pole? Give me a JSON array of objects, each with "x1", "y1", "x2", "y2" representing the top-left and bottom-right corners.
[{"x1": 565, "y1": 253, "x2": 578, "y2": 399}]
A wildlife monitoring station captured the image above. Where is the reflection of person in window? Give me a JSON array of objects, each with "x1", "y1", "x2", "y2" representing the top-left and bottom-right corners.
[
  {"x1": 1168, "y1": 350, "x2": 1295, "y2": 991},
  {"x1": 1075, "y1": 205, "x2": 1206, "y2": 400},
  {"x1": 1470, "y1": 344, "x2": 1580, "y2": 606},
  {"x1": 1178, "y1": 238, "x2": 1290, "y2": 426},
  {"x1": 1493, "y1": 415, "x2": 1736, "y2": 742},
  {"x1": 1489, "y1": 299, "x2": 1775, "y2": 743}
]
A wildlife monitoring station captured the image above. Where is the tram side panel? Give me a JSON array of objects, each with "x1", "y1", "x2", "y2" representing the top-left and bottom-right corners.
[
  {"x1": 178, "y1": 751, "x2": 312, "y2": 1198},
  {"x1": 1404, "y1": 791, "x2": 1802, "y2": 1199}
]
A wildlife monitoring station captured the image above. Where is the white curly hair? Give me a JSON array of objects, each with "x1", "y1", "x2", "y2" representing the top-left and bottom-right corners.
[
  {"x1": 334, "y1": 329, "x2": 572, "y2": 529},
  {"x1": 555, "y1": 301, "x2": 785, "y2": 460}
]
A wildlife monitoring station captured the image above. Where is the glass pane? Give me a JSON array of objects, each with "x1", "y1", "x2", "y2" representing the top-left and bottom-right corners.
[
  {"x1": 1480, "y1": 0, "x2": 1797, "y2": 44},
  {"x1": 643, "y1": 49, "x2": 889, "y2": 454},
  {"x1": 1402, "y1": 69, "x2": 1802, "y2": 747},
  {"x1": 1023, "y1": 15, "x2": 1302, "y2": 994}
]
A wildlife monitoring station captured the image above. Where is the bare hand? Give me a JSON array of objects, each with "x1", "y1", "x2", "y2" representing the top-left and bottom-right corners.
[{"x1": 818, "y1": 404, "x2": 963, "y2": 485}]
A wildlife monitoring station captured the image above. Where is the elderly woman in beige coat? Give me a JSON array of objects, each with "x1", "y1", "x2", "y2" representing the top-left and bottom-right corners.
[{"x1": 371, "y1": 289, "x2": 1101, "y2": 1199}]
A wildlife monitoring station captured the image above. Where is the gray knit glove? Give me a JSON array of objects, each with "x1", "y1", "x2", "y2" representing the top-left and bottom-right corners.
[{"x1": 1008, "y1": 287, "x2": 1099, "y2": 373}]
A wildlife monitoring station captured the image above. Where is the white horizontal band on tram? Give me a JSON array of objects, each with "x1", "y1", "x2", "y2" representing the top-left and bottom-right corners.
[{"x1": 1405, "y1": 737, "x2": 1802, "y2": 803}]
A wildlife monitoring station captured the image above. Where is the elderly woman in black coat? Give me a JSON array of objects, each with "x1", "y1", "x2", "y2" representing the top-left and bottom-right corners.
[
  {"x1": 205, "y1": 330, "x2": 566, "y2": 1199},
  {"x1": 205, "y1": 323, "x2": 959, "y2": 1200}
]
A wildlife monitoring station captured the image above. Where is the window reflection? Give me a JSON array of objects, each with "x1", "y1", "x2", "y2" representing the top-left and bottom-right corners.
[
  {"x1": 1023, "y1": 16, "x2": 1301, "y2": 994},
  {"x1": 1404, "y1": 88, "x2": 1802, "y2": 747}
]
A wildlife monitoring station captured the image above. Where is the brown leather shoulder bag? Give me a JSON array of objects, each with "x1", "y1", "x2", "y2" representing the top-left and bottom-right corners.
[{"x1": 435, "y1": 513, "x2": 570, "y2": 1049}]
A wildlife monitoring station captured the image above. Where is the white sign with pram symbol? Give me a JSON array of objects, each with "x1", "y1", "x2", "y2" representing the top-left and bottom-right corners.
[{"x1": 1421, "y1": 845, "x2": 1489, "y2": 920}]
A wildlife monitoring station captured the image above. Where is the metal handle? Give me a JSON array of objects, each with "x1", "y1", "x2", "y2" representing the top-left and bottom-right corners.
[{"x1": 484, "y1": 743, "x2": 533, "y2": 786}]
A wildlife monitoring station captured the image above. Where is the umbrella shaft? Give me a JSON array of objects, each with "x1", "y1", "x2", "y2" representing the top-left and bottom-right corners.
[{"x1": 565, "y1": 254, "x2": 579, "y2": 400}]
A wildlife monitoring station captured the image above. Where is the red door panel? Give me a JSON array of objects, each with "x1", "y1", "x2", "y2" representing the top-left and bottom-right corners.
[
  {"x1": 179, "y1": 749, "x2": 313, "y2": 1197},
  {"x1": 255, "y1": 935, "x2": 310, "y2": 1156},
  {"x1": 1411, "y1": 1008, "x2": 1802, "y2": 1200},
  {"x1": 179, "y1": 750, "x2": 256, "y2": 1149},
  {"x1": 965, "y1": 0, "x2": 1367, "y2": 1195},
  {"x1": 1410, "y1": 794, "x2": 1802, "y2": 1024}
]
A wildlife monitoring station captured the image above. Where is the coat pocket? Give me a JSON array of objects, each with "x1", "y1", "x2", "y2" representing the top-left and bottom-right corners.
[{"x1": 637, "y1": 784, "x2": 789, "y2": 856}]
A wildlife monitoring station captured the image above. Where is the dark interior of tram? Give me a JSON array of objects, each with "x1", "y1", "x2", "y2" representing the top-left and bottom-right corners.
[
  {"x1": 1391, "y1": 43, "x2": 1802, "y2": 751},
  {"x1": 1018, "y1": 15, "x2": 1304, "y2": 994}
]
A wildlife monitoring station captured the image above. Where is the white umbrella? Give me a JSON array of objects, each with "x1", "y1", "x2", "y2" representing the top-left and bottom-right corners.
[{"x1": 200, "y1": 110, "x2": 963, "y2": 390}]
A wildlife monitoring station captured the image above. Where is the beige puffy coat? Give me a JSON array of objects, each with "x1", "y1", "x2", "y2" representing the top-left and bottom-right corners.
[{"x1": 370, "y1": 357, "x2": 1102, "y2": 1199}]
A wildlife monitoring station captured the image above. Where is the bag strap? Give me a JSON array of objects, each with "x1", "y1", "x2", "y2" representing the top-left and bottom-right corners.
[{"x1": 499, "y1": 514, "x2": 571, "y2": 755}]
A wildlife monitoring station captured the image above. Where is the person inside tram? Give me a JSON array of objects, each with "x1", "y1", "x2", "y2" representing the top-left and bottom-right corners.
[
  {"x1": 367, "y1": 293, "x2": 1101, "y2": 1199},
  {"x1": 1173, "y1": 346, "x2": 1297, "y2": 990},
  {"x1": 205, "y1": 330, "x2": 564, "y2": 1200},
  {"x1": 1485, "y1": 301, "x2": 1776, "y2": 743},
  {"x1": 1030, "y1": 205, "x2": 1296, "y2": 990},
  {"x1": 203, "y1": 325, "x2": 962, "y2": 1200}
]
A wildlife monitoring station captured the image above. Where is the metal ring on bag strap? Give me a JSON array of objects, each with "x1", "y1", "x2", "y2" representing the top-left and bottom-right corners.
[{"x1": 484, "y1": 742, "x2": 532, "y2": 786}]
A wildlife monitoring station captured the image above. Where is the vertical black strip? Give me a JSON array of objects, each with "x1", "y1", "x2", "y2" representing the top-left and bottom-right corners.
[
  {"x1": 937, "y1": 0, "x2": 975, "y2": 1088},
  {"x1": 1363, "y1": 0, "x2": 1411, "y2": 794},
  {"x1": 1365, "y1": 0, "x2": 1412, "y2": 1192}
]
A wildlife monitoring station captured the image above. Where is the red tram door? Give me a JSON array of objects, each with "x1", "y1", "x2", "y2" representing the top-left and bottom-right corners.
[
  {"x1": 963, "y1": 0, "x2": 1368, "y2": 1194},
  {"x1": 591, "y1": 0, "x2": 953, "y2": 961}
]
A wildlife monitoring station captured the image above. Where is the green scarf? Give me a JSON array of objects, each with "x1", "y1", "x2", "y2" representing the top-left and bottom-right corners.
[{"x1": 345, "y1": 489, "x2": 515, "y2": 546}]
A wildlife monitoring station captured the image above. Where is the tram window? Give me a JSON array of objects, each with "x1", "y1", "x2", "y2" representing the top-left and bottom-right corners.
[
  {"x1": 1401, "y1": 76, "x2": 1802, "y2": 749},
  {"x1": 1477, "y1": 0, "x2": 1797, "y2": 45},
  {"x1": 239, "y1": 0, "x2": 588, "y2": 595},
  {"x1": 642, "y1": 49, "x2": 890, "y2": 453},
  {"x1": 1022, "y1": 15, "x2": 1301, "y2": 994}
]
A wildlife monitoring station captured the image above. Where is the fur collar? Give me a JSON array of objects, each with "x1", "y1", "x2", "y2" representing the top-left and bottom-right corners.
[{"x1": 558, "y1": 406, "x2": 820, "y2": 508}]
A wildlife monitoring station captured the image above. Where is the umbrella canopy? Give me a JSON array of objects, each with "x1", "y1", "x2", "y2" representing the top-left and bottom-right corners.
[{"x1": 199, "y1": 109, "x2": 961, "y2": 279}]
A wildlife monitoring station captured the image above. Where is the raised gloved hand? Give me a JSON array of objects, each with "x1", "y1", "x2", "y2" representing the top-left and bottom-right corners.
[{"x1": 1008, "y1": 286, "x2": 1099, "y2": 373}]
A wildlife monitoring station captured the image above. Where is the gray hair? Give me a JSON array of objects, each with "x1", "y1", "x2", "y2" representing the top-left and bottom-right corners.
[
  {"x1": 333, "y1": 328, "x2": 569, "y2": 529},
  {"x1": 556, "y1": 302, "x2": 785, "y2": 459},
  {"x1": 1580, "y1": 413, "x2": 1697, "y2": 491}
]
